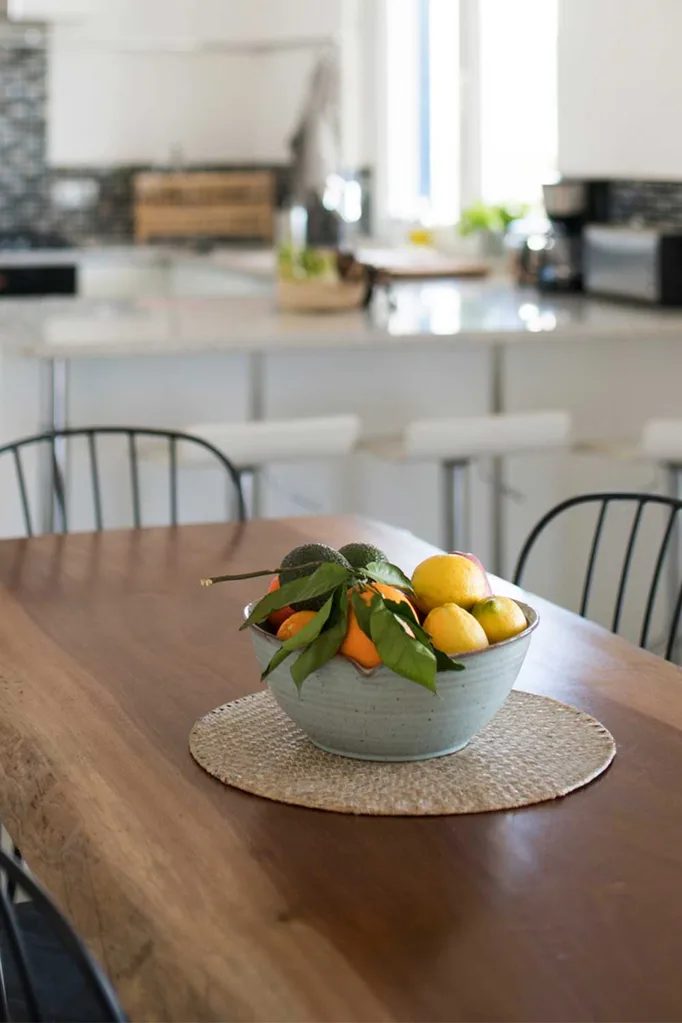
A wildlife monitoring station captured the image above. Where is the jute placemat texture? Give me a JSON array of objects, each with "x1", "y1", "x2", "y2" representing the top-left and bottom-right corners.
[{"x1": 189, "y1": 689, "x2": 616, "y2": 816}]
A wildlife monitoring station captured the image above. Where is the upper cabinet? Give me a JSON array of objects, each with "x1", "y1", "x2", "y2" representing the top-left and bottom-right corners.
[
  {"x1": 558, "y1": 0, "x2": 682, "y2": 179},
  {"x1": 35, "y1": 0, "x2": 343, "y2": 45},
  {"x1": 47, "y1": 0, "x2": 358, "y2": 167},
  {"x1": 8, "y1": 0, "x2": 89, "y2": 19}
]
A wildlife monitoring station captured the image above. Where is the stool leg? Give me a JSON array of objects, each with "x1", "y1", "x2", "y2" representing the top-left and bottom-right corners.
[
  {"x1": 250, "y1": 467, "x2": 262, "y2": 519},
  {"x1": 442, "y1": 460, "x2": 469, "y2": 552}
]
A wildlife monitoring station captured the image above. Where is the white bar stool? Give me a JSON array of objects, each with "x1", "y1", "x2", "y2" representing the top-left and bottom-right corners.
[
  {"x1": 365, "y1": 410, "x2": 572, "y2": 563},
  {"x1": 177, "y1": 414, "x2": 361, "y2": 516},
  {"x1": 641, "y1": 419, "x2": 682, "y2": 495}
]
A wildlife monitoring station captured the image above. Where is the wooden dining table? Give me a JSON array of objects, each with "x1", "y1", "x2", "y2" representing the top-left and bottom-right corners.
[{"x1": 1, "y1": 515, "x2": 682, "y2": 1022}]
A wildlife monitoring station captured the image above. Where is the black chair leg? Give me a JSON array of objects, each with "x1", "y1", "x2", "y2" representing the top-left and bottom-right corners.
[{"x1": 667, "y1": 464, "x2": 682, "y2": 662}]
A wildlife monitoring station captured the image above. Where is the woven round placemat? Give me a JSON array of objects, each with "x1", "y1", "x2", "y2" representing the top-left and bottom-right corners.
[{"x1": 189, "y1": 690, "x2": 615, "y2": 816}]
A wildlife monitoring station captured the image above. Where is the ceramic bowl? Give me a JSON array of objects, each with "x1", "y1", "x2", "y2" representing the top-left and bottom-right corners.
[{"x1": 246, "y1": 601, "x2": 538, "y2": 762}]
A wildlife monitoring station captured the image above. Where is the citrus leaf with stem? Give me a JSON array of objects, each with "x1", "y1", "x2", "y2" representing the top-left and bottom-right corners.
[
  {"x1": 382, "y1": 598, "x2": 465, "y2": 673},
  {"x1": 240, "y1": 563, "x2": 351, "y2": 630},
  {"x1": 382, "y1": 597, "x2": 420, "y2": 628},
  {"x1": 290, "y1": 585, "x2": 349, "y2": 690},
  {"x1": 362, "y1": 561, "x2": 414, "y2": 593},
  {"x1": 350, "y1": 586, "x2": 379, "y2": 640},
  {"x1": 260, "y1": 645, "x2": 293, "y2": 681},
  {"x1": 261, "y1": 594, "x2": 335, "y2": 680},
  {"x1": 431, "y1": 649, "x2": 466, "y2": 673},
  {"x1": 369, "y1": 597, "x2": 437, "y2": 692}
]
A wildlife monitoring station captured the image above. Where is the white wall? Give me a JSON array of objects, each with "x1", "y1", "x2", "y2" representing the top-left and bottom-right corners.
[
  {"x1": 47, "y1": 0, "x2": 347, "y2": 166},
  {"x1": 558, "y1": 0, "x2": 682, "y2": 179}
]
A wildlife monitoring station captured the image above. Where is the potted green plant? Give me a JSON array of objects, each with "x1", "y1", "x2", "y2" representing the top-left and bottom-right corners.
[{"x1": 458, "y1": 200, "x2": 529, "y2": 257}]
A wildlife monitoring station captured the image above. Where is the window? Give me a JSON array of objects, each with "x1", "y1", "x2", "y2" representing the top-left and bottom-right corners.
[
  {"x1": 385, "y1": 0, "x2": 460, "y2": 224},
  {"x1": 382, "y1": 0, "x2": 558, "y2": 225}
]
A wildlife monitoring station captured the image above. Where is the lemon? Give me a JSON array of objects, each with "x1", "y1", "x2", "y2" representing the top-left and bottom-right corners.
[
  {"x1": 471, "y1": 596, "x2": 527, "y2": 644},
  {"x1": 423, "y1": 604, "x2": 489, "y2": 655},
  {"x1": 412, "y1": 553, "x2": 489, "y2": 614}
]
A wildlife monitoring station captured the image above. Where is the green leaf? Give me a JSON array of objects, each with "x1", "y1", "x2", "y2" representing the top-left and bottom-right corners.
[
  {"x1": 261, "y1": 596, "x2": 335, "y2": 680},
  {"x1": 362, "y1": 561, "x2": 415, "y2": 593},
  {"x1": 350, "y1": 587, "x2": 378, "y2": 640},
  {"x1": 433, "y1": 649, "x2": 466, "y2": 673},
  {"x1": 369, "y1": 599, "x2": 437, "y2": 693},
  {"x1": 382, "y1": 597, "x2": 420, "y2": 627},
  {"x1": 290, "y1": 587, "x2": 349, "y2": 690},
  {"x1": 261, "y1": 644, "x2": 293, "y2": 681},
  {"x1": 281, "y1": 595, "x2": 334, "y2": 651},
  {"x1": 381, "y1": 599, "x2": 431, "y2": 645},
  {"x1": 240, "y1": 563, "x2": 351, "y2": 630},
  {"x1": 381, "y1": 598, "x2": 466, "y2": 674}
]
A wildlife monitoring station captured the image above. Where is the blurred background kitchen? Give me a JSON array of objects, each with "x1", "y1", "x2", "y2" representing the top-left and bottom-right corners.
[{"x1": 3, "y1": 0, "x2": 682, "y2": 647}]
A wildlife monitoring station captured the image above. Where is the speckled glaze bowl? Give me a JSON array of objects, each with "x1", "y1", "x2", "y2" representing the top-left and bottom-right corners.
[{"x1": 246, "y1": 601, "x2": 538, "y2": 762}]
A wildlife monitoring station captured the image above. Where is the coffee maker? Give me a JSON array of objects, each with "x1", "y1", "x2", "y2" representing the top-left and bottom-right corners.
[{"x1": 537, "y1": 180, "x2": 609, "y2": 292}]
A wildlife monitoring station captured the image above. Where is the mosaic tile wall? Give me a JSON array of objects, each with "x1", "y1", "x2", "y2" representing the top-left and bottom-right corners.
[
  {"x1": 609, "y1": 181, "x2": 682, "y2": 227},
  {"x1": 0, "y1": 43, "x2": 49, "y2": 233}
]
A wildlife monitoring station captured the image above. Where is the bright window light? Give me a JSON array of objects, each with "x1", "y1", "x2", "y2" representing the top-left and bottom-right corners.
[
  {"x1": 479, "y1": 0, "x2": 558, "y2": 207},
  {"x1": 384, "y1": 0, "x2": 559, "y2": 224},
  {"x1": 429, "y1": 0, "x2": 460, "y2": 223},
  {"x1": 385, "y1": 0, "x2": 421, "y2": 219}
]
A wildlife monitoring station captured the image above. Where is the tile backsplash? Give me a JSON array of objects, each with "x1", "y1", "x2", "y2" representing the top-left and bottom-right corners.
[
  {"x1": 0, "y1": 43, "x2": 49, "y2": 233},
  {"x1": 1, "y1": 40, "x2": 374, "y2": 245},
  {"x1": 608, "y1": 181, "x2": 682, "y2": 228}
]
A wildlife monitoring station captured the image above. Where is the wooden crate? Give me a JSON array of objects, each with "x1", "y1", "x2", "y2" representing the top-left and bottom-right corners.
[{"x1": 134, "y1": 171, "x2": 275, "y2": 242}]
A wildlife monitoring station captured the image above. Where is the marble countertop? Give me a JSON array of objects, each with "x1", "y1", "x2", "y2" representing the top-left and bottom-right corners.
[
  {"x1": 1, "y1": 246, "x2": 682, "y2": 359},
  {"x1": 0, "y1": 244, "x2": 273, "y2": 271}
]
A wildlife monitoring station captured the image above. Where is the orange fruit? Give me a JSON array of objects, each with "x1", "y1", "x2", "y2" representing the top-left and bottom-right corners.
[
  {"x1": 276, "y1": 610, "x2": 317, "y2": 641},
  {"x1": 266, "y1": 576, "x2": 294, "y2": 630},
  {"x1": 340, "y1": 584, "x2": 417, "y2": 669}
]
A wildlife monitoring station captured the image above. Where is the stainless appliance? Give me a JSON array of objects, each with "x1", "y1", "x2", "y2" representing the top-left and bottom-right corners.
[
  {"x1": 537, "y1": 181, "x2": 588, "y2": 292},
  {"x1": 584, "y1": 225, "x2": 682, "y2": 305}
]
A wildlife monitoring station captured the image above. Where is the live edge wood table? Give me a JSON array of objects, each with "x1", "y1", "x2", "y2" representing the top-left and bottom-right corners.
[{"x1": 1, "y1": 517, "x2": 682, "y2": 1023}]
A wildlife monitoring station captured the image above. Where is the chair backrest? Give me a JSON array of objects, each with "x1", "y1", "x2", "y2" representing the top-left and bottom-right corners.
[
  {"x1": 513, "y1": 492, "x2": 682, "y2": 661},
  {"x1": 0, "y1": 848, "x2": 125, "y2": 1023},
  {"x1": 0, "y1": 427, "x2": 246, "y2": 536}
]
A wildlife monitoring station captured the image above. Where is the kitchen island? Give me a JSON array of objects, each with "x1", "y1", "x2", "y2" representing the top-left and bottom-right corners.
[{"x1": 1, "y1": 249, "x2": 682, "y2": 633}]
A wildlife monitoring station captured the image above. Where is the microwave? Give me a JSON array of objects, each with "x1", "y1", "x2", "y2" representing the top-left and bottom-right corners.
[{"x1": 583, "y1": 224, "x2": 682, "y2": 306}]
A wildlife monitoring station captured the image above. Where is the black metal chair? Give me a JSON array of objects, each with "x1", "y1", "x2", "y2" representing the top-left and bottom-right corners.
[
  {"x1": 0, "y1": 429, "x2": 245, "y2": 888},
  {"x1": 0, "y1": 427, "x2": 246, "y2": 536},
  {"x1": 0, "y1": 848, "x2": 125, "y2": 1022},
  {"x1": 513, "y1": 492, "x2": 682, "y2": 661}
]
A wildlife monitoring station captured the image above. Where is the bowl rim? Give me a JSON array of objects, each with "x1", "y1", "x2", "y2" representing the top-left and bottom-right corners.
[{"x1": 244, "y1": 597, "x2": 539, "y2": 677}]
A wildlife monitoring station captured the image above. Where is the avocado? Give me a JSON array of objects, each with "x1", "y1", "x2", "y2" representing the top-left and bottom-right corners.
[
  {"x1": 279, "y1": 543, "x2": 351, "y2": 610},
  {"x1": 338, "y1": 542, "x2": 388, "y2": 571}
]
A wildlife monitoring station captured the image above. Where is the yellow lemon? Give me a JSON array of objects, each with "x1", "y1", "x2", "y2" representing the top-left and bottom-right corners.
[
  {"x1": 471, "y1": 596, "x2": 527, "y2": 644},
  {"x1": 423, "y1": 603, "x2": 489, "y2": 655},
  {"x1": 412, "y1": 553, "x2": 489, "y2": 614}
]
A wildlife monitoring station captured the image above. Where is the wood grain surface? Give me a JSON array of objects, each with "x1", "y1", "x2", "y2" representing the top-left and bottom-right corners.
[{"x1": 1, "y1": 517, "x2": 682, "y2": 1022}]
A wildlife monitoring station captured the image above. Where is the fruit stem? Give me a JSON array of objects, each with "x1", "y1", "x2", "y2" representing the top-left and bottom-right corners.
[
  {"x1": 201, "y1": 561, "x2": 357, "y2": 587},
  {"x1": 201, "y1": 569, "x2": 280, "y2": 585}
]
